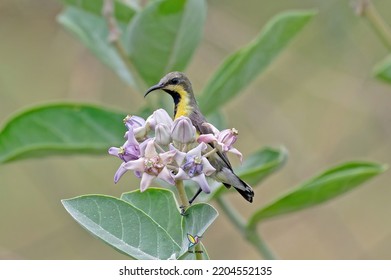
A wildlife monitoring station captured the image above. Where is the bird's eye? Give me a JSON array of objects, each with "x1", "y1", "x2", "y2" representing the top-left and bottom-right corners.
[{"x1": 171, "y1": 78, "x2": 179, "y2": 85}]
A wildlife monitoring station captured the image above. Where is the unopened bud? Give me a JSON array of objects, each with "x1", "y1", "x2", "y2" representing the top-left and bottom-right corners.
[
  {"x1": 124, "y1": 115, "x2": 149, "y2": 141},
  {"x1": 155, "y1": 123, "x2": 171, "y2": 146},
  {"x1": 171, "y1": 116, "x2": 196, "y2": 144},
  {"x1": 124, "y1": 115, "x2": 145, "y2": 130},
  {"x1": 146, "y1": 109, "x2": 173, "y2": 130}
]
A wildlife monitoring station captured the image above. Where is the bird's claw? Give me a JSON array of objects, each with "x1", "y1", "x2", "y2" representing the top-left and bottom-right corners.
[{"x1": 179, "y1": 205, "x2": 188, "y2": 216}]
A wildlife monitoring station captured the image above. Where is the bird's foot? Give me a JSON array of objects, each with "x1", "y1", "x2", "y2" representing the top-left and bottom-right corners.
[{"x1": 179, "y1": 205, "x2": 188, "y2": 216}]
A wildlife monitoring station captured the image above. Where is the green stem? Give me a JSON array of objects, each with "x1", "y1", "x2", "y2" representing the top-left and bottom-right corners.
[
  {"x1": 246, "y1": 227, "x2": 276, "y2": 260},
  {"x1": 203, "y1": 147, "x2": 218, "y2": 159},
  {"x1": 176, "y1": 180, "x2": 189, "y2": 210},
  {"x1": 215, "y1": 196, "x2": 246, "y2": 233},
  {"x1": 194, "y1": 243, "x2": 203, "y2": 260},
  {"x1": 113, "y1": 41, "x2": 148, "y2": 92},
  {"x1": 355, "y1": 0, "x2": 391, "y2": 50},
  {"x1": 176, "y1": 180, "x2": 203, "y2": 260},
  {"x1": 215, "y1": 196, "x2": 276, "y2": 259},
  {"x1": 102, "y1": 0, "x2": 147, "y2": 93}
]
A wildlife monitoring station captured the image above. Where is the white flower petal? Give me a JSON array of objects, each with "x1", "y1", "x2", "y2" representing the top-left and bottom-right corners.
[
  {"x1": 187, "y1": 142, "x2": 206, "y2": 157},
  {"x1": 158, "y1": 166, "x2": 175, "y2": 185},
  {"x1": 191, "y1": 174, "x2": 211, "y2": 193},
  {"x1": 140, "y1": 173, "x2": 155, "y2": 192},
  {"x1": 123, "y1": 158, "x2": 145, "y2": 172},
  {"x1": 144, "y1": 140, "x2": 158, "y2": 158},
  {"x1": 228, "y1": 148, "x2": 243, "y2": 162},
  {"x1": 201, "y1": 157, "x2": 216, "y2": 176},
  {"x1": 139, "y1": 138, "x2": 153, "y2": 156},
  {"x1": 108, "y1": 147, "x2": 120, "y2": 157},
  {"x1": 159, "y1": 149, "x2": 176, "y2": 164},
  {"x1": 114, "y1": 162, "x2": 128, "y2": 183},
  {"x1": 170, "y1": 144, "x2": 186, "y2": 165},
  {"x1": 175, "y1": 168, "x2": 190, "y2": 180},
  {"x1": 126, "y1": 126, "x2": 138, "y2": 144}
]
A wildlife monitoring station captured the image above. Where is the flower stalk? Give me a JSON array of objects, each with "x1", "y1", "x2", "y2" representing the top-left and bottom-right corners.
[
  {"x1": 354, "y1": 0, "x2": 391, "y2": 50},
  {"x1": 175, "y1": 179, "x2": 189, "y2": 213},
  {"x1": 102, "y1": 0, "x2": 147, "y2": 92},
  {"x1": 203, "y1": 147, "x2": 218, "y2": 159},
  {"x1": 195, "y1": 243, "x2": 203, "y2": 260},
  {"x1": 215, "y1": 196, "x2": 276, "y2": 260}
]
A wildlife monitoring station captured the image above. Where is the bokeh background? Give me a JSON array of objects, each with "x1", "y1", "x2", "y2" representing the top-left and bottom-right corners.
[{"x1": 1, "y1": 0, "x2": 391, "y2": 259}]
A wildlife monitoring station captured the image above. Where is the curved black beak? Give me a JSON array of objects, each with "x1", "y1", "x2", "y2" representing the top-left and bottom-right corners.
[{"x1": 144, "y1": 83, "x2": 164, "y2": 98}]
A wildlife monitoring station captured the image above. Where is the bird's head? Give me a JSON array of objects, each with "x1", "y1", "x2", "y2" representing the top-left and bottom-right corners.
[{"x1": 144, "y1": 72, "x2": 193, "y2": 98}]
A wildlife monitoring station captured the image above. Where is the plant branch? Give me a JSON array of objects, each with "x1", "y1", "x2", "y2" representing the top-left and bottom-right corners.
[
  {"x1": 215, "y1": 196, "x2": 246, "y2": 233},
  {"x1": 204, "y1": 147, "x2": 218, "y2": 159},
  {"x1": 246, "y1": 226, "x2": 276, "y2": 260},
  {"x1": 354, "y1": 0, "x2": 391, "y2": 50},
  {"x1": 176, "y1": 180, "x2": 203, "y2": 259},
  {"x1": 195, "y1": 243, "x2": 203, "y2": 260},
  {"x1": 102, "y1": 0, "x2": 147, "y2": 92},
  {"x1": 175, "y1": 180, "x2": 189, "y2": 210},
  {"x1": 215, "y1": 196, "x2": 276, "y2": 259}
]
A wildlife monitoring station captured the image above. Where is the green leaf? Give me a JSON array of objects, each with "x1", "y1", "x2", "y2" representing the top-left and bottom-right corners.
[
  {"x1": 58, "y1": 7, "x2": 136, "y2": 86},
  {"x1": 0, "y1": 103, "x2": 125, "y2": 164},
  {"x1": 62, "y1": 195, "x2": 181, "y2": 259},
  {"x1": 236, "y1": 146, "x2": 288, "y2": 186},
  {"x1": 122, "y1": 189, "x2": 217, "y2": 259},
  {"x1": 178, "y1": 203, "x2": 218, "y2": 258},
  {"x1": 121, "y1": 188, "x2": 182, "y2": 244},
  {"x1": 63, "y1": 189, "x2": 218, "y2": 259},
  {"x1": 374, "y1": 54, "x2": 391, "y2": 84},
  {"x1": 198, "y1": 146, "x2": 288, "y2": 202},
  {"x1": 58, "y1": 0, "x2": 138, "y2": 23},
  {"x1": 125, "y1": 0, "x2": 207, "y2": 85},
  {"x1": 199, "y1": 10, "x2": 317, "y2": 115},
  {"x1": 247, "y1": 162, "x2": 387, "y2": 228}
]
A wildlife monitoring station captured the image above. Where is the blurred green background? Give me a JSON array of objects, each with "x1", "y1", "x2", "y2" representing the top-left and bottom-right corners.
[{"x1": 1, "y1": 0, "x2": 391, "y2": 259}]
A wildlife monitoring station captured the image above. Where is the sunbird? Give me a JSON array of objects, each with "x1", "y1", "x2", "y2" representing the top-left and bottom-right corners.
[{"x1": 144, "y1": 72, "x2": 254, "y2": 204}]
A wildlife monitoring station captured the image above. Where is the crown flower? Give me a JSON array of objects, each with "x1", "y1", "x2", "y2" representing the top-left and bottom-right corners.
[
  {"x1": 108, "y1": 108, "x2": 244, "y2": 201},
  {"x1": 172, "y1": 142, "x2": 215, "y2": 193},
  {"x1": 197, "y1": 123, "x2": 243, "y2": 162},
  {"x1": 123, "y1": 140, "x2": 176, "y2": 191}
]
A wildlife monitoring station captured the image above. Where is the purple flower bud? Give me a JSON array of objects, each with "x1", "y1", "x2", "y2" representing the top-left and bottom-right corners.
[
  {"x1": 155, "y1": 123, "x2": 171, "y2": 146},
  {"x1": 124, "y1": 115, "x2": 149, "y2": 141},
  {"x1": 124, "y1": 115, "x2": 145, "y2": 130},
  {"x1": 171, "y1": 116, "x2": 196, "y2": 144},
  {"x1": 146, "y1": 109, "x2": 173, "y2": 130}
]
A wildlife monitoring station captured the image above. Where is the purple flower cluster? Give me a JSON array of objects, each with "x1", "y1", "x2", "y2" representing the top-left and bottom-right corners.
[{"x1": 109, "y1": 109, "x2": 241, "y2": 194}]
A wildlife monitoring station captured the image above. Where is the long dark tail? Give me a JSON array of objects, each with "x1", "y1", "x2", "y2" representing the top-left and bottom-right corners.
[{"x1": 224, "y1": 177, "x2": 254, "y2": 203}]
